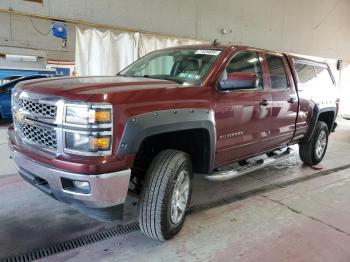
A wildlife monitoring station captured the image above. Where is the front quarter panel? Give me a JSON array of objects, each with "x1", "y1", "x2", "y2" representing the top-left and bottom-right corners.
[{"x1": 117, "y1": 108, "x2": 216, "y2": 171}]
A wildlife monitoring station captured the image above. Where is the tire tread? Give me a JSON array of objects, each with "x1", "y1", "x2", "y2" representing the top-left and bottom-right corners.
[
  {"x1": 139, "y1": 149, "x2": 190, "y2": 240},
  {"x1": 299, "y1": 121, "x2": 328, "y2": 165}
]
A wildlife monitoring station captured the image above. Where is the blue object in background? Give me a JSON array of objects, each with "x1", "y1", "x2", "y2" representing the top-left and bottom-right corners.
[
  {"x1": 0, "y1": 75, "x2": 58, "y2": 119},
  {"x1": 51, "y1": 67, "x2": 70, "y2": 76},
  {"x1": 51, "y1": 22, "x2": 67, "y2": 40},
  {"x1": 0, "y1": 68, "x2": 56, "y2": 81}
]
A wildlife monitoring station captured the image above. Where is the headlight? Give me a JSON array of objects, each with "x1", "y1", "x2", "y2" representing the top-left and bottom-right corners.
[
  {"x1": 65, "y1": 105, "x2": 112, "y2": 125},
  {"x1": 65, "y1": 132, "x2": 111, "y2": 152},
  {"x1": 64, "y1": 103, "x2": 112, "y2": 156}
]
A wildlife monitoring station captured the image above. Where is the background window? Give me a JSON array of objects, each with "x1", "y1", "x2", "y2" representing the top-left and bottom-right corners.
[
  {"x1": 266, "y1": 55, "x2": 288, "y2": 89},
  {"x1": 315, "y1": 66, "x2": 334, "y2": 88},
  {"x1": 295, "y1": 63, "x2": 334, "y2": 90},
  {"x1": 295, "y1": 63, "x2": 317, "y2": 86},
  {"x1": 225, "y1": 51, "x2": 263, "y2": 89}
]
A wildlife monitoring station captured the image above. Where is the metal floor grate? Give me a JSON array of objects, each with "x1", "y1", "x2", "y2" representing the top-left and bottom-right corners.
[{"x1": 0, "y1": 223, "x2": 139, "y2": 262}]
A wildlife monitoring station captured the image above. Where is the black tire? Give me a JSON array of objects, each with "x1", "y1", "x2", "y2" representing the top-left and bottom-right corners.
[
  {"x1": 299, "y1": 121, "x2": 329, "y2": 165},
  {"x1": 139, "y1": 149, "x2": 193, "y2": 241}
]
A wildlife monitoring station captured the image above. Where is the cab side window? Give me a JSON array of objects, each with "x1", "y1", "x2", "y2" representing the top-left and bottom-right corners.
[
  {"x1": 266, "y1": 54, "x2": 289, "y2": 89},
  {"x1": 221, "y1": 51, "x2": 263, "y2": 90}
]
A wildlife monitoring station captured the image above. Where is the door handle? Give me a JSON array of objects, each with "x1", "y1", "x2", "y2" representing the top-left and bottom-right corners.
[
  {"x1": 259, "y1": 99, "x2": 270, "y2": 106},
  {"x1": 287, "y1": 96, "x2": 297, "y2": 103}
]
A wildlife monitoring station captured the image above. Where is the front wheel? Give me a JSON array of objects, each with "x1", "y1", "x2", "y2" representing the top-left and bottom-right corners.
[
  {"x1": 299, "y1": 121, "x2": 329, "y2": 165},
  {"x1": 139, "y1": 149, "x2": 192, "y2": 240}
]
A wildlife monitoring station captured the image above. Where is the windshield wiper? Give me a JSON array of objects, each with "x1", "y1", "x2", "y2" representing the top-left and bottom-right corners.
[
  {"x1": 116, "y1": 74, "x2": 144, "y2": 78},
  {"x1": 142, "y1": 75, "x2": 183, "y2": 84}
]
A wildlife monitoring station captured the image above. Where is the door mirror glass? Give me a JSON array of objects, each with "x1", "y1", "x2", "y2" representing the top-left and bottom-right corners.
[{"x1": 219, "y1": 72, "x2": 258, "y2": 90}]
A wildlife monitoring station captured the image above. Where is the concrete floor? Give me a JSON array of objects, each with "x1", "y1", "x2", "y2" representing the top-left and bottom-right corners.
[{"x1": 1, "y1": 119, "x2": 350, "y2": 261}]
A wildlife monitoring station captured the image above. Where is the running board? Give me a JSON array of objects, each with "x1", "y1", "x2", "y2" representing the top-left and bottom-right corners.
[{"x1": 205, "y1": 148, "x2": 293, "y2": 182}]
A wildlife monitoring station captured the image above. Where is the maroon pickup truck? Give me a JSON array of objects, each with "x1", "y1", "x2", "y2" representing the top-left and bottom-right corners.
[{"x1": 8, "y1": 44, "x2": 338, "y2": 240}]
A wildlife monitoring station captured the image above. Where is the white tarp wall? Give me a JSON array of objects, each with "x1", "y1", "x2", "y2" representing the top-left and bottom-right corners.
[
  {"x1": 76, "y1": 27, "x2": 204, "y2": 76},
  {"x1": 339, "y1": 65, "x2": 350, "y2": 115}
]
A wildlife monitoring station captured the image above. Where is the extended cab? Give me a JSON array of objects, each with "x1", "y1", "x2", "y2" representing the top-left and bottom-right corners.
[{"x1": 8, "y1": 45, "x2": 338, "y2": 240}]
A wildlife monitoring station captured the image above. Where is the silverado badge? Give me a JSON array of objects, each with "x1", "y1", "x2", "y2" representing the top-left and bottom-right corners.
[
  {"x1": 15, "y1": 111, "x2": 25, "y2": 121},
  {"x1": 220, "y1": 131, "x2": 244, "y2": 140}
]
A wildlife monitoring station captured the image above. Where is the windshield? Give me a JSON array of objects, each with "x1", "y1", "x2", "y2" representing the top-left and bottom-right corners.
[{"x1": 119, "y1": 48, "x2": 223, "y2": 85}]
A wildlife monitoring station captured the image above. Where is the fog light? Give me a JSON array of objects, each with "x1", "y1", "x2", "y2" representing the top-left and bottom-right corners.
[{"x1": 73, "y1": 180, "x2": 90, "y2": 191}]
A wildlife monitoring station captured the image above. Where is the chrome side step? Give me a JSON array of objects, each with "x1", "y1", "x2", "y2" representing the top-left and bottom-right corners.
[{"x1": 205, "y1": 148, "x2": 293, "y2": 182}]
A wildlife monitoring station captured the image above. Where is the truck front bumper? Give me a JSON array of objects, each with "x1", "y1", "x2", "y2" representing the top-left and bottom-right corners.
[{"x1": 11, "y1": 150, "x2": 131, "y2": 211}]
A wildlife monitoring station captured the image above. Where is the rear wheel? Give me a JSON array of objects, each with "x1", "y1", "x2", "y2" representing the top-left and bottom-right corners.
[
  {"x1": 139, "y1": 149, "x2": 192, "y2": 240},
  {"x1": 299, "y1": 121, "x2": 329, "y2": 165}
]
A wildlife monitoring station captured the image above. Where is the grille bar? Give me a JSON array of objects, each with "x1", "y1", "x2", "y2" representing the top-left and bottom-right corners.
[
  {"x1": 15, "y1": 120, "x2": 57, "y2": 149},
  {"x1": 16, "y1": 98, "x2": 57, "y2": 118},
  {"x1": 13, "y1": 94, "x2": 59, "y2": 151}
]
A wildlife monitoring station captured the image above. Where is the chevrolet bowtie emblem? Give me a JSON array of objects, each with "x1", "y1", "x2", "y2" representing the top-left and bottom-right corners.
[{"x1": 15, "y1": 111, "x2": 25, "y2": 121}]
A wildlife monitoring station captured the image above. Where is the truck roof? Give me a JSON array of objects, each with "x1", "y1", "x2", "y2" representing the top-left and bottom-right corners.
[{"x1": 166, "y1": 44, "x2": 330, "y2": 66}]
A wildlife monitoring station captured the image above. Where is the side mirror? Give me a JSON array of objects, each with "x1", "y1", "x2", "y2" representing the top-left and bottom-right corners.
[{"x1": 219, "y1": 72, "x2": 258, "y2": 91}]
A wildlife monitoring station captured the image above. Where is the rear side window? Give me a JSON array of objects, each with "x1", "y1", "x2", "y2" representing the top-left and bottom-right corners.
[{"x1": 266, "y1": 55, "x2": 288, "y2": 89}]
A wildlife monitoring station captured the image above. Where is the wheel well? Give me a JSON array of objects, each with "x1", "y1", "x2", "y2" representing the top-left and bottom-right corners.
[
  {"x1": 318, "y1": 111, "x2": 335, "y2": 132},
  {"x1": 132, "y1": 128, "x2": 211, "y2": 181}
]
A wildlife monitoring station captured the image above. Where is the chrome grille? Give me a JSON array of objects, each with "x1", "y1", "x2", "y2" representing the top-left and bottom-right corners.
[
  {"x1": 16, "y1": 98, "x2": 57, "y2": 118},
  {"x1": 15, "y1": 120, "x2": 57, "y2": 149}
]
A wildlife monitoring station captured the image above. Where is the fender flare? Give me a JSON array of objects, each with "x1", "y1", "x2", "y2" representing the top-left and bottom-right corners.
[
  {"x1": 304, "y1": 105, "x2": 336, "y2": 142},
  {"x1": 117, "y1": 108, "x2": 216, "y2": 171}
]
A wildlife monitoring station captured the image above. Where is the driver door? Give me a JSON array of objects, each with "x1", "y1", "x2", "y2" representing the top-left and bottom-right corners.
[{"x1": 213, "y1": 50, "x2": 272, "y2": 167}]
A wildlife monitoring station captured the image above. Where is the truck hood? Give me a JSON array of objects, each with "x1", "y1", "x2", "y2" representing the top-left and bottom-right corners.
[{"x1": 15, "y1": 76, "x2": 181, "y2": 101}]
